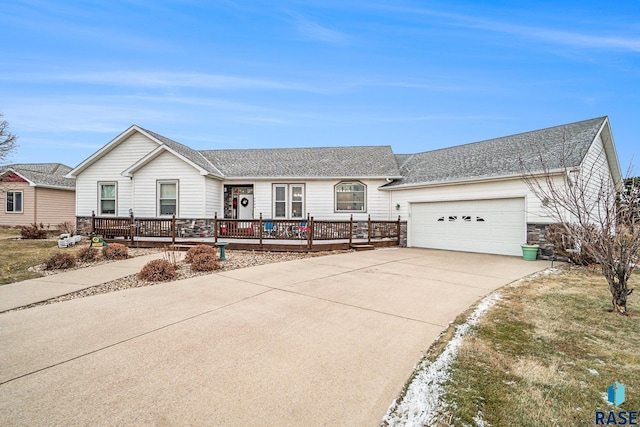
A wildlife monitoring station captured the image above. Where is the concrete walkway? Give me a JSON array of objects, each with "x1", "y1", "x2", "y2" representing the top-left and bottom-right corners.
[
  {"x1": 0, "y1": 253, "x2": 168, "y2": 312},
  {"x1": 0, "y1": 248, "x2": 550, "y2": 426}
]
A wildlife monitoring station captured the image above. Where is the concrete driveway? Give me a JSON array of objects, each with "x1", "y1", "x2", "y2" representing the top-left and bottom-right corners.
[{"x1": 0, "y1": 248, "x2": 549, "y2": 426}]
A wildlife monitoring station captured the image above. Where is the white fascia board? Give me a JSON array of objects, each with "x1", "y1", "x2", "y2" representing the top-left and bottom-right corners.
[
  {"x1": 122, "y1": 145, "x2": 210, "y2": 177},
  {"x1": 222, "y1": 175, "x2": 402, "y2": 181},
  {"x1": 33, "y1": 184, "x2": 75, "y2": 191},
  {"x1": 379, "y1": 170, "x2": 567, "y2": 191},
  {"x1": 1, "y1": 168, "x2": 36, "y2": 186},
  {"x1": 67, "y1": 125, "x2": 146, "y2": 178},
  {"x1": 596, "y1": 118, "x2": 623, "y2": 187}
]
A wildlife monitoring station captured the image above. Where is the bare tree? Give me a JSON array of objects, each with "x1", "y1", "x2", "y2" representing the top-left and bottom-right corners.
[
  {"x1": 520, "y1": 140, "x2": 638, "y2": 315},
  {"x1": 1, "y1": 113, "x2": 18, "y2": 164}
]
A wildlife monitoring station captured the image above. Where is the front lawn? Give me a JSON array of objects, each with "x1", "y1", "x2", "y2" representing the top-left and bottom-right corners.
[
  {"x1": 0, "y1": 228, "x2": 84, "y2": 285},
  {"x1": 384, "y1": 265, "x2": 639, "y2": 426}
]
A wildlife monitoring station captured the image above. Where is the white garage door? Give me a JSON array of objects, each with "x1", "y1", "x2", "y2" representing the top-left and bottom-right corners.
[{"x1": 409, "y1": 198, "x2": 525, "y2": 256}]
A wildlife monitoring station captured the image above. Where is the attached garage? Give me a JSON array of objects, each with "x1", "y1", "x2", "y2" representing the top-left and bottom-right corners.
[{"x1": 409, "y1": 198, "x2": 526, "y2": 256}]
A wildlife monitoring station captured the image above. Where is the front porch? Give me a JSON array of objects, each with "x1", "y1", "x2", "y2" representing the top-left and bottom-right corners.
[{"x1": 77, "y1": 214, "x2": 407, "y2": 252}]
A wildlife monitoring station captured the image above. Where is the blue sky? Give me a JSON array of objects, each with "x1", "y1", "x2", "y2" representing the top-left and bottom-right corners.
[{"x1": 1, "y1": 1, "x2": 639, "y2": 172}]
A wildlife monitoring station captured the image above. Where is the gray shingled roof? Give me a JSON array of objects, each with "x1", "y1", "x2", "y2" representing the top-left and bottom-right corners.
[
  {"x1": 0, "y1": 163, "x2": 75, "y2": 189},
  {"x1": 384, "y1": 117, "x2": 607, "y2": 188},
  {"x1": 200, "y1": 146, "x2": 401, "y2": 178},
  {"x1": 140, "y1": 127, "x2": 224, "y2": 177}
]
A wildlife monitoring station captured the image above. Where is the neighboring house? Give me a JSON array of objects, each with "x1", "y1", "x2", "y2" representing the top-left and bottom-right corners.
[
  {"x1": 67, "y1": 116, "x2": 621, "y2": 256},
  {"x1": 0, "y1": 163, "x2": 76, "y2": 228}
]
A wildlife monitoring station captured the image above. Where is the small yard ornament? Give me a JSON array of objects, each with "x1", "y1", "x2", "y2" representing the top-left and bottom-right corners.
[{"x1": 90, "y1": 235, "x2": 108, "y2": 247}]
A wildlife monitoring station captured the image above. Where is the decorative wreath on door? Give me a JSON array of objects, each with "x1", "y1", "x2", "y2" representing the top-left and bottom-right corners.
[{"x1": 240, "y1": 197, "x2": 250, "y2": 207}]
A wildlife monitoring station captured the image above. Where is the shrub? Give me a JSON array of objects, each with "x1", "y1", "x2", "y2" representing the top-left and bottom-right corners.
[
  {"x1": 102, "y1": 243, "x2": 129, "y2": 260},
  {"x1": 163, "y1": 245, "x2": 180, "y2": 267},
  {"x1": 20, "y1": 222, "x2": 48, "y2": 239},
  {"x1": 545, "y1": 224, "x2": 597, "y2": 266},
  {"x1": 185, "y1": 244, "x2": 216, "y2": 263},
  {"x1": 138, "y1": 259, "x2": 176, "y2": 282},
  {"x1": 45, "y1": 252, "x2": 77, "y2": 270},
  {"x1": 57, "y1": 221, "x2": 76, "y2": 235},
  {"x1": 76, "y1": 246, "x2": 99, "y2": 263},
  {"x1": 191, "y1": 253, "x2": 222, "y2": 272}
]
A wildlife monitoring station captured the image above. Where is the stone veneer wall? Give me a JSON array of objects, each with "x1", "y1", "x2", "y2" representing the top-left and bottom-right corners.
[
  {"x1": 526, "y1": 223, "x2": 557, "y2": 260},
  {"x1": 399, "y1": 221, "x2": 407, "y2": 247},
  {"x1": 76, "y1": 216, "x2": 93, "y2": 236}
]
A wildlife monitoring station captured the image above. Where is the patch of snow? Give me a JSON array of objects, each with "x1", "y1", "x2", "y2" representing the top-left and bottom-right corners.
[
  {"x1": 473, "y1": 411, "x2": 487, "y2": 427},
  {"x1": 588, "y1": 368, "x2": 599, "y2": 376},
  {"x1": 508, "y1": 268, "x2": 562, "y2": 288},
  {"x1": 382, "y1": 293, "x2": 501, "y2": 426}
]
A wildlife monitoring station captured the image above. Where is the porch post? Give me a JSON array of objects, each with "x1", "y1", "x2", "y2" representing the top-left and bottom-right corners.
[
  {"x1": 397, "y1": 215, "x2": 401, "y2": 246},
  {"x1": 308, "y1": 216, "x2": 314, "y2": 250},
  {"x1": 171, "y1": 214, "x2": 176, "y2": 245},
  {"x1": 129, "y1": 211, "x2": 134, "y2": 242},
  {"x1": 259, "y1": 212, "x2": 263, "y2": 249},
  {"x1": 91, "y1": 211, "x2": 96, "y2": 235},
  {"x1": 367, "y1": 214, "x2": 371, "y2": 245},
  {"x1": 349, "y1": 214, "x2": 353, "y2": 247},
  {"x1": 214, "y1": 212, "x2": 218, "y2": 243}
]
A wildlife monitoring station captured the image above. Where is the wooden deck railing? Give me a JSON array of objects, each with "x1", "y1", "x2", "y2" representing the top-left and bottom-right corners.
[{"x1": 90, "y1": 213, "x2": 404, "y2": 248}]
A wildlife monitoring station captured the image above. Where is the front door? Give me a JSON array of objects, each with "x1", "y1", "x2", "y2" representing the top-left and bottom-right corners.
[{"x1": 237, "y1": 194, "x2": 254, "y2": 220}]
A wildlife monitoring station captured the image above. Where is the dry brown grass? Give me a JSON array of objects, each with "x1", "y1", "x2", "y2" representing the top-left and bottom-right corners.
[
  {"x1": 0, "y1": 228, "x2": 85, "y2": 285},
  {"x1": 442, "y1": 266, "x2": 640, "y2": 426}
]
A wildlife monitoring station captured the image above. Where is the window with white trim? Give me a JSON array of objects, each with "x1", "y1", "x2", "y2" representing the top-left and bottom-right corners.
[
  {"x1": 99, "y1": 183, "x2": 116, "y2": 215},
  {"x1": 335, "y1": 181, "x2": 366, "y2": 212},
  {"x1": 272, "y1": 184, "x2": 305, "y2": 219},
  {"x1": 6, "y1": 191, "x2": 23, "y2": 213},
  {"x1": 158, "y1": 181, "x2": 178, "y2": 216}
]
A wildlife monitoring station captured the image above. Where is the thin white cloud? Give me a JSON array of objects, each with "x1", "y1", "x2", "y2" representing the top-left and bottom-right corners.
[
  {"x1": 466, "y1": 18, "x2": 640, "y2": 52},
  {"x1": 379, "y1": 5, "x2": 640, "y2": 53},
  {"x1": 0, "y1": 71, "x2": 316, "y2": 92},
  {"x1": 286, "y1": 11, "x2": 349, "y2": 45}
]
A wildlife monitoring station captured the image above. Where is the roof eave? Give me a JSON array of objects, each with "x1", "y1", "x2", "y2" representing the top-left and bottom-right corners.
[
  {"x1": 222, "y1": 175, "x2": 403, "y2": 181},
  {"x1": 33, "y1": 184, "x2": 76, "y2": 191},
  {"x1": 122, "y1": 145, "x2": 211, "y2": 177},
  {"x1": 67, "y1": 125, "x2": 146, "y2": 178},
  {"x1": 380, "y1": 170, "x2": 568, "y2": 190},
  {"x1": 0, "y1": 168, "x2": 35, "y2": 186},
  {"x1": 596, "y1": 117, "x2": 623, "y2": 188}
]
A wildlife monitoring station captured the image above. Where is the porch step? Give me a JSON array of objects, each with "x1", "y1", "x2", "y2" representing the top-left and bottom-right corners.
[{"x1": 351, "y1": 244, "x2": 375, "y2": 251}]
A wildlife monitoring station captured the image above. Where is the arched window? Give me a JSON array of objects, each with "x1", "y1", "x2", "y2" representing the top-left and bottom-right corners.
[{"x1": 335, "y1": 181, "x2": 366, "y2": 212}]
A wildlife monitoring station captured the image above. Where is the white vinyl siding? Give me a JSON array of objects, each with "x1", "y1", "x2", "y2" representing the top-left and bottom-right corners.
[
  {"x1": 241, "y1": 179, "x2": 390, "y2": 221},
  {"x1": 205, "y1": 178, "x2": 223, "y2": 217},
  {"x1": 388, "y1": 178, "x2": 551, "y2": 224},
  {"x1": 75, "y1": 133, "x2": 157, "y2": 216},
  {"x1": 133, "y1": 151, "x2": 205, "y2": 218},
  {"x1": 304, "y1": 179, "x2": 389, "y2": 220},
  {"x1": 578, "y1": 134, "x2": 615, "y2": 222}
]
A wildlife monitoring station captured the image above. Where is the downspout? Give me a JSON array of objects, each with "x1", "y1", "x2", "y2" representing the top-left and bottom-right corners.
[
  {"x1": 130, "y1": 176, "x2": 135, "y2": 217},
  {"x1": 385, "y1": 178, "x2": 393, "y2": 220}
]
